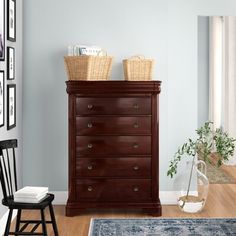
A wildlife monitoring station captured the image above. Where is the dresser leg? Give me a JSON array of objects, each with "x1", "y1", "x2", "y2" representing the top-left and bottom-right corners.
[{"x1": 143, "y1": 207, "x2": 162, "y2": 216}]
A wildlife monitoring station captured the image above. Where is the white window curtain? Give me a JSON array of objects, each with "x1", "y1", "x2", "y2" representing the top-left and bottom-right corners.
[{"x1": 209, "y1": 16, "x2": 236, "y2": 165}]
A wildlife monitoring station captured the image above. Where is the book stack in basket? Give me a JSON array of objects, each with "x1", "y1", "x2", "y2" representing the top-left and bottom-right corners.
[
  {"x1": 14, "y1": 186, "x2": 48, "y2": 203},
  {"x1": 64, "y1": 45, "x2": 113, "y2": 81}
]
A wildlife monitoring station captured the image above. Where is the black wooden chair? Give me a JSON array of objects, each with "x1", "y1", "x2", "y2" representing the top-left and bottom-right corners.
[{"x1": 0, "y1": 139, "x2": 59, "y2": 236}]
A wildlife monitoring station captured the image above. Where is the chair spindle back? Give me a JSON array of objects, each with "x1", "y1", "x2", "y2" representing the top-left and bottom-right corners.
[{"x1": 0, "y1": 139, "x2": 18, "y2": 200}]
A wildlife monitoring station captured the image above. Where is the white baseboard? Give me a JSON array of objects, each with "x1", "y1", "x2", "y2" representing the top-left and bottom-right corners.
[
  {"x1": 0, "y1": 210, "x2": 17, "y2": 236},
  {"x1": 159, "y1": 191, "x2": 178, "y2": 205},
  {"x1": 51, "y1": 191, "x2": 68, "y2": 205},
  {"x1": 51, "y1": 191, "x2": 178, "y2": 205}
]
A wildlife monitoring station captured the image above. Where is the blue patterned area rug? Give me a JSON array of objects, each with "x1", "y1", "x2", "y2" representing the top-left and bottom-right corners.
[{"x1": 88, "y1": 218, "x2": 236, "y2": 236}]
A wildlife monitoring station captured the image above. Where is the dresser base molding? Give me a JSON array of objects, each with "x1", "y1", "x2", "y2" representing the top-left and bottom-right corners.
[
  {"x1": 52, "y1": 190, "x2": 186, "y2": 206},
  {"x1": 66, "y1": 201, "x2": 162, "y2": 216},
  {"x1": 51, "y1": 191, "x2": 178, "y2": 206}
]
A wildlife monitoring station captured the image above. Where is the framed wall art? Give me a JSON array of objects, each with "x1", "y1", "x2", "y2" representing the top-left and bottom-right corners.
[
  {"x1": 7, "y1": 0, "x2": 16, "y2": 42},
  {"x1": 7, "y1": 47, "x2": 15, "y2": 80},
  {"x1": 0, "y1": 0, "x2": 5, "y2": 60},
  {"x1": 0, "y1": 71, "x2": 4, "y2": 127},
  {"x1": 7, "y1": 84, "x2": 16, "y2": 130}
]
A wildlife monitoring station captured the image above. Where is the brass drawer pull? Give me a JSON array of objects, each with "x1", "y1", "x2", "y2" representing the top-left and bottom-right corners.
[
  {"x1": 133, "y1": 144, "x2": 139, "y2": 149},
  {"x1": 133, "y1": 103, "x2": 139, "y2": 109},
  {"x1": 87, "y1": 123, "x2": 93, "y2": 128},
  {"x1": 133, "y1": 123, "x2": 139, "y2": 128},
  {"x1": 87, "y1": 104, "x2": 93, "y2": 110},
  {"x1": 87, "y1": 186, "x2": 93, "y2": 192},
  {"x1": 133, "y1": 187, "x2": 139, "y2": 192},
  {"x1": 87, "y1": 143, "x2": 93, "y2": 149},
  {"x1": 133, "y1": 166, "x2": 139, "y2": 171},
  {"x1": 87, "y1": 165, "x2": 93, "y2": 170}
]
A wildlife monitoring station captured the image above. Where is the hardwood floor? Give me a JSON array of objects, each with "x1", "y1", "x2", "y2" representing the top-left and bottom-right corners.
[
  {"x1": 8, "y1": 166, "x2": 236, "y2": 236},
  {"x1": 221, "y1": 165, "x2": 236, "y2": 180}
]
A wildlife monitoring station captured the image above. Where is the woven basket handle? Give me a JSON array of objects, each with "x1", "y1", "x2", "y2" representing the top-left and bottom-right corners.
[
  {"x1": 130, "y1": 55, "x2": 145, "y2": 60},
  {"x1": 97, "y1": 49, "x2": 107, "y2": 56}
]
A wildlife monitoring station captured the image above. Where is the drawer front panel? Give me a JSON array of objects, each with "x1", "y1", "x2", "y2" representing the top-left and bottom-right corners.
[
  {"x1": 76, "y1": 97, "x2": 151, "y2": 115},
  {"x1": 76, "y1": 117, "x2": 151, "y2": 135},
  {"x1": 76, "y1": 179, "x2": 151, "y2": 201},
  {"x1": 76, "y1": 158, "x2": 151, "y2": 177},
  {"x1": 76, "y1": 136, "x2": 151, "y2": 155}
]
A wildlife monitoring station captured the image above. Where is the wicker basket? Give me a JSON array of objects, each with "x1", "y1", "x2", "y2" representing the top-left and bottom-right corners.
[
  {"x1": 123, "y1": 56, "x2": 154, "y2": 81},
  {"x1": 64, "y1": 55, "x2": 113, "y2": 81}
]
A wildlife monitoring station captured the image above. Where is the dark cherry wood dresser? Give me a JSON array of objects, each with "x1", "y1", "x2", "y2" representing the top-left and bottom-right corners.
[{"x1": 66, "y1": 81, "x2": 162, "y2": 216}]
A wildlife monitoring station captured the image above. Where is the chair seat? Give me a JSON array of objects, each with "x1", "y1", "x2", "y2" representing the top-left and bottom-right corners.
[{"x1": 2, "y1": 193, "x2": 54, "y2": 209}]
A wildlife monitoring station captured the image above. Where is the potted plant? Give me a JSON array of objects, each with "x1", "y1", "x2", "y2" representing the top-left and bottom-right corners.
[{"x1": 167, "y1": 121, "x2": 235, "y2": 213}]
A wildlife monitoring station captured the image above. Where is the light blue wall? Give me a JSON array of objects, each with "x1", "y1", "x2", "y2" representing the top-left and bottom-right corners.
[
  {"x1": 23, "y1": 0, "x2": 236, "y2": 192},
  {"x1": 23, "y1": 0, "x2": 168, "y2": 190},
  {"x1": 0, "y1": 0, "x2": 23, "y2": 219},
  {"x1": 198, "y1": 16, "x2": 209, "y2": 128}
]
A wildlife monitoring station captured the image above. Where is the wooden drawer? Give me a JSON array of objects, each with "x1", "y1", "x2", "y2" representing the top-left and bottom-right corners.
[
  {"x1": 76, "y1": 117, "x2": 151, "y2": 135},
  {"x1": 76, "y1": 97, "x2": 151, "y2": 115},
  {"x1": 76, "y1": 136, "x2": 151, "y2": 155},
  {"x1": 76, "y1": 179, "x2": 151, "y2": 201},
  {"x1": 76, "y1": 158, "x2": 151, "y2": 177}
]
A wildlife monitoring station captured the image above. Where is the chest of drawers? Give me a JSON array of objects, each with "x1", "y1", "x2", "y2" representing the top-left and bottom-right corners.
[{"x1": 66, "y1": 81, "x2": 161, "y2": 216}]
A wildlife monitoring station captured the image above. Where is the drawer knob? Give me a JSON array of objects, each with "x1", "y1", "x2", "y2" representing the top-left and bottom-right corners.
[
  {"x1": 133, "y1": 187, "x2": 139, "y2": 192},
  {"x1": 133, "y1": 123, "x2": 139, "y2": 128},
  {"x1": 133, "y1": 144, "x2": 139, "y2": 149},
  {"x1": 87, "y1": 143, "x2": 93, "y2": 149},
  {"x1": 133, "y1": 103, "x2": 139, "y2": 110},
  {"x1": 87, "y1": 186, "x2": 93, "y2": 192},
  {"x1": 133, "y1": 166, "x2": 139, "y2": 171},
  {"x1": 87, "y1": 123, "x2": 93, "y2": 128},
  {"x1": 87, "y1": 104, "x2": 93, "y2": 110},
  {"x1": 87, "y1": 165, "x2": 93, "y2": 170}
]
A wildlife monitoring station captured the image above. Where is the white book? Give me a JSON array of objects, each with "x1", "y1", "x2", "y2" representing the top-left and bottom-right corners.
[
  {"x1": 14, "y1": 186, "x2": 48, "y2": 198},
  {"x1": 79, "y1": 46, "x2": 102, "y2": 56},
  {"x1": 14, "y1": 191, "x2": 47, "y2": 200},
  {"x1": 14, "y1": 194, "x2": 47, "y2": 203}
]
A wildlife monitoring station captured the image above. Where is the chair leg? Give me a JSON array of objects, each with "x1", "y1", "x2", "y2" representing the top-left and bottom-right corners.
[
  {"x1": 15, "y1": 209, "x2": 22, "y2": 232},
  {"x1": 41, "y1": 209, "x2": 48, "y2": 236},
  {"x1": 4, "y1": 209, "x2": 13, "y2": 236},
  {"x1": 49, "y1": 203, "x2": 59, "y2": 236}
]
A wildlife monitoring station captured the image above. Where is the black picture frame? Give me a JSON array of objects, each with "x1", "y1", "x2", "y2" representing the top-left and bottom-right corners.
[
  {"x1": 7, "y1": 47, "x2": 15, "y2": 80},
  {"x1": 0, "y1": 71, "x2": 4, "y2": 127},
  {"x1": 0, "y1": 0, "x2": 5, "y2": 60},
  {"x1": 7, "y1": 0, "x2": 16, "y2": 42},
  {"x1": 7, "y1": 84, "x2": 16, "y2": 130}
]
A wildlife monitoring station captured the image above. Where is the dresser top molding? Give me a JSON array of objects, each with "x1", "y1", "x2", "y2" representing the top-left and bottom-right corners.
[{"x1": 66, "y1": 81, "x2": 161, "y2": 94}]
